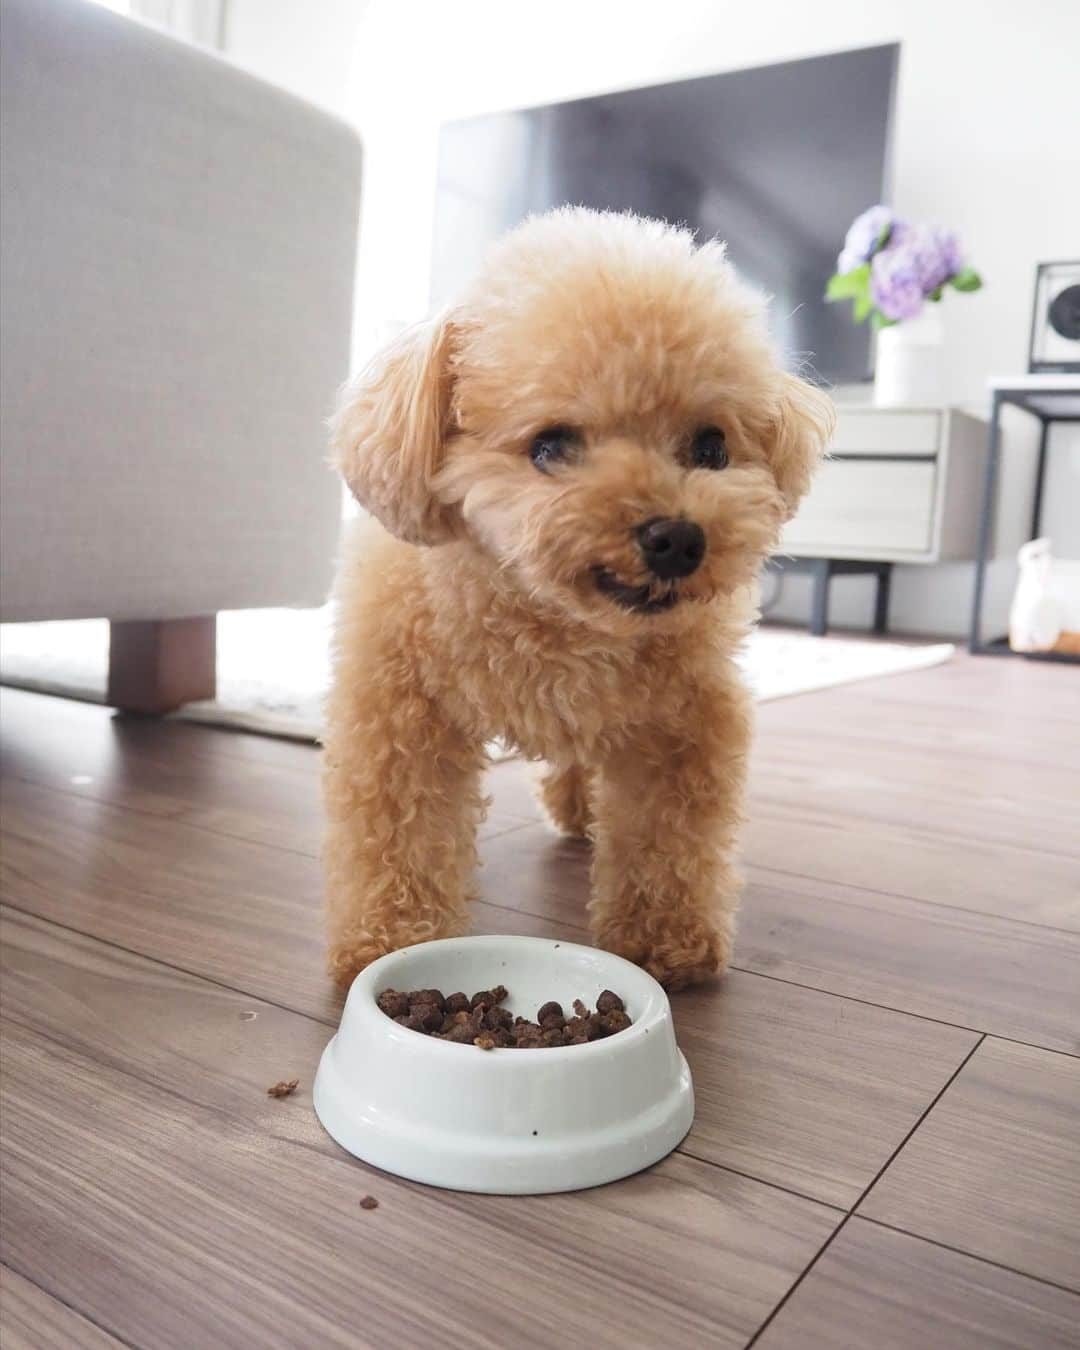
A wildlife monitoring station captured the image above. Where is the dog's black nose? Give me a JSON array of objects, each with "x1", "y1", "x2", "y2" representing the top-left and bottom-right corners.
[{"x1": 636, "y1": 517, "x2": 706, "y2": 579}]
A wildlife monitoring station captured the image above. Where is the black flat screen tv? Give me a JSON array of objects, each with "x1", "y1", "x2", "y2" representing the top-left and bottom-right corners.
[{"x1": 431, "y1": 45, "x2": 898, "y2": 385}]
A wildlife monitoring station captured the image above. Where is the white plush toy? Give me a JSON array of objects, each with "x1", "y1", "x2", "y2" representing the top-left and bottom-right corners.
[{"x1": 1009, "y1": 538, "x2": 1080, "y2": 655}]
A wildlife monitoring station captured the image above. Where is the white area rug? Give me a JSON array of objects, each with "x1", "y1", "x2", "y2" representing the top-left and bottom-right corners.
[{"x1": 0, "y1": 609, "x2": 954, "y2": 744}]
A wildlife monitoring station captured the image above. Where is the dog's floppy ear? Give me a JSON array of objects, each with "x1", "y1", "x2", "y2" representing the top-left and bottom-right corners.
[
  {"x1": 766, "y1": 373, "x2": 836, "y2": 520},
  {"x1": 330, "y1": 315, "x2": 459, "y2": 545}
]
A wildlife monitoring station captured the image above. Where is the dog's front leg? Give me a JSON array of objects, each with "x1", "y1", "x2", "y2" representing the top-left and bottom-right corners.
[
  {"x1": 588, "y1": 683, "x2": 749, "y2": 991},
  {"x1": 322, "y1": 663, "x2": 485, "y2": 989}
]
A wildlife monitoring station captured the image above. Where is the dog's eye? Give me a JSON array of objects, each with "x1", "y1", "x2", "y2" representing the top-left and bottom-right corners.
[
  {"x1": 691, "y1": 427, "x2": 729, "y2": 470},
  {"x1": 530, "y1": 426, "x2": 576, "y2": 470}
]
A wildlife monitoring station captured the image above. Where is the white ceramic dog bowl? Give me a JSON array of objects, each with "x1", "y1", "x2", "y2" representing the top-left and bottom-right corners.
[{"x1": 313, "y1": 935, "x2": 694, "y2": 1194}]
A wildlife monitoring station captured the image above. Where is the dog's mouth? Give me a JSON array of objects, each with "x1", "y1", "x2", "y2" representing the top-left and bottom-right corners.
[{"x1": 592, "y1": 567, "x2": 679, "y2": 614}]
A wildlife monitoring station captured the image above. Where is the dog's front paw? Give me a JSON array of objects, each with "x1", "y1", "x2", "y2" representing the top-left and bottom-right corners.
[
  {"x1": 593, "y1": 915, "x2": 733, "y2": 992},
  {"x1": 327, "y1": 934, "x2": 395, "y2": 990},
  {"x1": 327, "y1": 911, "x2": 472, "y2": 990}
]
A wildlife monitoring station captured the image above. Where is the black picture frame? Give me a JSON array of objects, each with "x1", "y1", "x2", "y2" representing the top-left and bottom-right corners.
[{"x1": 1028, "y1": 261, "x2": 1080, "y2": 374}]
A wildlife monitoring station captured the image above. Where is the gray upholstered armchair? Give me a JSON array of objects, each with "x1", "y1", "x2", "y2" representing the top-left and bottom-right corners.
[{"x1": 0, "y1": 0, "x2": 361, "y2": 709}]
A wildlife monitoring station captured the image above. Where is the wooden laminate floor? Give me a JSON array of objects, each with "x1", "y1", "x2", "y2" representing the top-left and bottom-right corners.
[{"x1": 1, "y1": 651, "x2": 1078, "y2": 1349}]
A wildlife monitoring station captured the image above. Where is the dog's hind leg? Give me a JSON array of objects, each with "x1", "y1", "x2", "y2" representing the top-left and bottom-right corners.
[
  {"x1": 322, "y1": 648, "x2": 485, "y2": 989},
  {"x1": 535, "y1": 762, "x2": 594, "y2": 839}
]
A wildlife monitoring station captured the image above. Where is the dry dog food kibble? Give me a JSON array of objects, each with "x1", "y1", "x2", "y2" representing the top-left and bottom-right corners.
[{"x1": 376, "y1": 986, "x2": 632, "y2": 1049}]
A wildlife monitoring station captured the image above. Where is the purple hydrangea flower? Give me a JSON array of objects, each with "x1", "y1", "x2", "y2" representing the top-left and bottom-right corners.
[
  {"x1": 936, "y1": 228, "x2": 962, "y2": 282},
  {"x1": 870, "y1": 245, "x2": 926, "y2": 321},
  {"x1": 837, "y1": 204, "x2": 896, "y2": 275},
  {"x1": 887, "y1": 222, "x2": 961, "y2": 292}
]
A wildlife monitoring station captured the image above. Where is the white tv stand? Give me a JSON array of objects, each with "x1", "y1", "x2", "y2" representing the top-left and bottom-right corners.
[{"x1": 771, "y1": 403, "x2": 987, "y2": 634}]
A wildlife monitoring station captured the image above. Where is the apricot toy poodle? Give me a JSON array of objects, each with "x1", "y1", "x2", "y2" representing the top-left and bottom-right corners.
[{"x1": 324, "y1": 207, "x2": 833, "y2": 991}]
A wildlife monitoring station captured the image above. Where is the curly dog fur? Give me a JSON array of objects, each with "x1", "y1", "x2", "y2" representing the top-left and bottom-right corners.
[{"x1": 324, "y1": 207, "x2": 833, "y2": 991}]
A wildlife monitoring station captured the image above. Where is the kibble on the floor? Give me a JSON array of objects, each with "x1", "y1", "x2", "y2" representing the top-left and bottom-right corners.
[{"x1": 375, "y1": 986, "x2": 630, "y2": 1048}]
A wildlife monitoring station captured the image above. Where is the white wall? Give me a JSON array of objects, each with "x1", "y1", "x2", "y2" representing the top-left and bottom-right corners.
[
  {"x1": 222, "y1": 0, "x2": 368, "y2": 116},
  {"x1": 236, "y1": 0, "x2": 1080, "y2": 636}
]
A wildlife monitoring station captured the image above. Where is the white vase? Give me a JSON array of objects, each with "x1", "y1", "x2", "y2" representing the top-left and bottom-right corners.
[{"x1": 874, "y1": 304, "x2": 945, "y2": 406}]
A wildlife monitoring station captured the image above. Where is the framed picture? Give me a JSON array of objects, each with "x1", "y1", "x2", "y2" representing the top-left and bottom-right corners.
[{"x1": 1029, "y1": 261, "x2": 1080, "y2": 373}]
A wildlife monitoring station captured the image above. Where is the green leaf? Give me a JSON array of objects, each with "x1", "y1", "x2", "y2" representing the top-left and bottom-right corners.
[
  {"x1": 852, "y1": 290, "x2": 873, "y2": 323},
  {"x1": 873, "y1": 223, "x2": 893, "y2": 253},
  {"x1": 825, "y1": 262, "x2": 870, "y2": 301},
  {"x1": 951, "y1": 267, "x2": 982, "y2": 293},
  {"x1": 871, "y1": 311, "x2": 898, "y2": 331},
  {"x1": 928, "y1": 284, "x2": 944, "y2": 302}
]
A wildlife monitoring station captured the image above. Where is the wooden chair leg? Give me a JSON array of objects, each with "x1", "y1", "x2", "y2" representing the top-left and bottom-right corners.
[{"x1": 107, "y1": 616, "x2": 216, "y2": 714}]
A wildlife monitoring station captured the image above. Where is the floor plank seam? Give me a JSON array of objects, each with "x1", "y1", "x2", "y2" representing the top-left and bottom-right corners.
[
  {"x1": 8, "y1": 770, "x2": 1076, "y2": 972},
  {"x1": 973, "y1": 1036, "x2": 1080, "y2": 1062},
  {"x1": 7, "y1": 896, "x2": 1075, "y2": 1070},
  {"x1": 3, "y1": 907, "x2": 955, "y2": 1224},
  {"x1": 479, "y1": 820, "x2": 542, "y2": 842},
  {"x1": 748, "y1": 858, "x2": 1080, "y2": 937},
  {"x1": 2, "y1": 770, "x2": 194, "y2": 826},
  {"x1": 756, "y1": 736, "x2": 1080, "y2": 778},
  {"x1": 2, "y1": 770, "x2": 320, "y2": 862},
  {"x1": 742, "y1": 1218, "x2": 851, "y2": 1348},
  {"x1": 742, "y1": 1033, "x2": 988, "y2": 1349},
  {"x1": 726, "y1": 964, "x2": 1079, "y2": 1058},
  {"x1": 672, "y1": 1148, "x2": 845, "y2": 1213},
  {"x1": 0, "y1": 988, "x2": 951, "y2": 1232},
  {"x1": 0, "y1": 1011, "x2": 275, "y2": 1125},
  {"x1": 13, "y1": 767, "x2": 1079, "y2": 951},
  {"x1": 3, "y1": 768, "x2": 544, "y2": 864},
  {"x1": 724, "y1": 963, "x2": 993, "y2": 1032},
  {"x1": 855, "y1": 1217, "x2": 1080, "y2": 1298},
  {"x1": 0, "y1": 1259, "x2": 139, "y2": 1350},
  {"x1": 0, "y1": 903, "x2": 340, "y2": 1030},
  {"x1": 750, "y1": 807, "x2": 1080, "y2": 870},
  {"x1": 2, "y1": 906, "x2": 961, "y2": 1224},
  {"x1": 476, "y1": 895, "x2": 589, "y2": 934}
]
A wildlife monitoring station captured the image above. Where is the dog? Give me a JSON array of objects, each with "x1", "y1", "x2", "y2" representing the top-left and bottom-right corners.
[{"x1": 323, "y1": 207, "x2": 833, "y2": 991}]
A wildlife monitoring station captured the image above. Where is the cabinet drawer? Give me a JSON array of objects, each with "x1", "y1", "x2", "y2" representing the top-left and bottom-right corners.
[
  {"x1": 831, "y1": 411, "x2": 940, "y2": 455},
  {"x1": 782, "y1": 460, "x2": 937, "y2": 555}
]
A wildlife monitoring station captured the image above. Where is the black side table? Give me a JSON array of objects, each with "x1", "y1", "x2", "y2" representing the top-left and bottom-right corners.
[
  {"x1": 969, "y1": 379, "x2": 1080, "y2": 664},
  {"x1": 768, "y1": 556, "x2": 892, "y2": 638}
]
